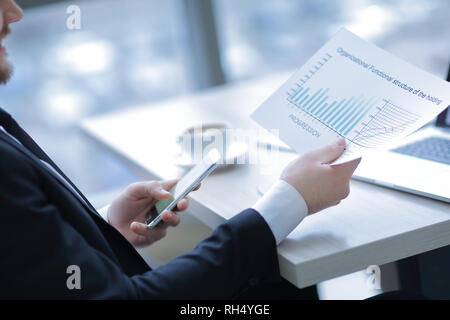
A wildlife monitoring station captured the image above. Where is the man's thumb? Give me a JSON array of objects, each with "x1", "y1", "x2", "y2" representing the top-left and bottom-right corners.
[{"x1": 309, "y1": 138, "x2": 346, "y2": 164}]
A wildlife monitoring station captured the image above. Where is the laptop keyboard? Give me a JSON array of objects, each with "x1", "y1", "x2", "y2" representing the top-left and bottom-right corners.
[{"x1": 391, "y1": 136, "x2": 450, "y2": 165}]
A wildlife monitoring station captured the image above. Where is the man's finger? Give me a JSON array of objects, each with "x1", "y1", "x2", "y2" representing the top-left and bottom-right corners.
[
  {"x1": 126, "y1": 181, "x2": 172, "y2": 200},
  {"x1": 307, "y1": 138, "x2": 346, "y2": 164},
  {"x1": 142, "y1": 181, "x2": 177, "y2": 200},
  {"x1": 193, "y1": 183, "x2": 201, "y2": 191},
  {"x1": 160, "y1": 179, "x2": 179, "y2": 191},
  {"x1": 130, "y1": 221, "x2": 154, "y2": 237},
  {"x1": 333, "y1": 157, "x2": 361, "y2": 178},
  {"x1": 131, "y1": 221, "x2": 168, "y2": 239},
  {"x1": 125, "y1": 181, "x2": 151, "y2": 199},
  {"x1": 161, "y1": 210, "x2": 181, "y2": 227},
  {"x1": 175, "y1": 198, "x2": 189, "y2": 212}
]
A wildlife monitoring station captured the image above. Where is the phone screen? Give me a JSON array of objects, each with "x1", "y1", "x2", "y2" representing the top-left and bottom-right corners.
[{"x1": 146, "y1": 149, "x2": 221, "y2": 228}]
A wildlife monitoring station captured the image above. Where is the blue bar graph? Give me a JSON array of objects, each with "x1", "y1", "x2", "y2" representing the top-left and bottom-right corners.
[
  {"x1": 334, "y1": 95, "x2": 364, "y2": 131},
  {"x1": 310, "y1": 94, "x2": 329, "y2": 114},
  {"x1": 344, "y1": 99, "x2": 378, "y2": 136},
  {"x1": 331, "y1": 95, "x2": 362, "y2": 128},
  {"x1": 288, "y1": 86, "x2": 376, "y2": 137},
  {"x1": 316, "y1": 100, "x2": 335, "y2": 116},
  {"x1": 297, "y1": 93, "x2": 310, "y2": 106},
  {"x1": 295, "y1": 88, "x2": 309, "y2": 102},
  {"x1": 290, "y1": 87, "x2": 303, "y2": 101},
  {"x1": 340, "y1": 98, "x2": 373, "y2": 134},
  {"x1": 322, "y1": 99, "x2": 345, "y2": 121},
  {"x1": 303, "y1": 88, "x2": 323, "y2": 109},
  {"x1": 307, "y1": 88, "x2": 329, "y2": 111},
  {"x1": 328, "y1": 97, "x2": 355, "y2": 125}
]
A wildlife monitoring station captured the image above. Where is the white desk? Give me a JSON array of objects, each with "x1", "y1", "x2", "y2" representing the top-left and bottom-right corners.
[{"x1": 81, "y1": 73, "x2": 450, "y2": 289}]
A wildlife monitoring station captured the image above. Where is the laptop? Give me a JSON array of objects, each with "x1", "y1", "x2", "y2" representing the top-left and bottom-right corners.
[{"x1": 352, "y1": 66, "x2": 450, "y2": 203}]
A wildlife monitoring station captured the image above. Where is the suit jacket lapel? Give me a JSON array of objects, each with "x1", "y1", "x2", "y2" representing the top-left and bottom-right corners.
[
  {"x1": 0, "y1": 128, "x2": 152, "y2": 274},
  {"x1": 0, "y1": 132, "x2": 102, "y2": 220},
  {"x1": 0, "y1": 108, "x2": 99, "y2": 215}
]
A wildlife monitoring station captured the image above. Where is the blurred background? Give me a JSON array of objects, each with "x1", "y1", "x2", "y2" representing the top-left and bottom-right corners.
[{"x1": 5, "y1": 0, "x2": 450, "y2": 299}]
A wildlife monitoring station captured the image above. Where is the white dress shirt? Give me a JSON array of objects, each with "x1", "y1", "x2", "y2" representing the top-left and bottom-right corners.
[
  {"x1": 253, "y1": 180, "x2": 308, "y2": 245},
  {"x1": 1, "y1": 125, "x2": 308, "y2": 245}
]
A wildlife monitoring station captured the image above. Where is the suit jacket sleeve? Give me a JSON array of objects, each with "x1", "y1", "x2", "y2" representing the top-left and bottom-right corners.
[{"x1": 0, "y1": 145, "x2": 281, "y2": 299}]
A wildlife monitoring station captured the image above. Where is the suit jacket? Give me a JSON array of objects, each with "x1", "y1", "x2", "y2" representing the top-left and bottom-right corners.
[{"x1": 0, "y1": 109, "x2": 280, "y2": 299}]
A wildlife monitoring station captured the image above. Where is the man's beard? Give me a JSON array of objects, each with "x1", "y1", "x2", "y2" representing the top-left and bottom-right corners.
[
  {"x1": 0, "y1": 59, "x2": 12, "y2": 84},
  {"x1": 0, "y1": 26, "x2": 12, "y2": 84}
]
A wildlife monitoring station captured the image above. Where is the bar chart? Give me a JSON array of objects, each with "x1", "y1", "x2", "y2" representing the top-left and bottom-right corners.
[
  {"x1": 287, "y1": 86, "x2": 421, "y2": 148},
  {"x1": 252, "y1": 29, "x2": 450, "y2": 163}
]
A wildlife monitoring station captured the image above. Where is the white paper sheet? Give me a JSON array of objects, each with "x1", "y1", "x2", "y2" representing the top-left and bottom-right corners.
[{"x1": 251, "y1": 29, "x2": 450, "y2": 164}]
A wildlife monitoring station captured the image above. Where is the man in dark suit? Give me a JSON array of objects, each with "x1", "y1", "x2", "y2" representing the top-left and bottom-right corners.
[{"x1": 0, "y1": 0, "x2": 360, "y2": 299}]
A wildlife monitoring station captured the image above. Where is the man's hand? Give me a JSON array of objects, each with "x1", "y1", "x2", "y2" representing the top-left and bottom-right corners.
[
  {"x1": 107, "y1": 179, "x2": 199, "y2": 248},
  {"x1": 280, "y1": 138, "x2": 361, "y2": 214}
]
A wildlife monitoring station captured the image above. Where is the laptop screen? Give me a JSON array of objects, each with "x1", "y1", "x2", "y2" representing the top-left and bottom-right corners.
[{"x1": 436, "y1": 65, "x2": 450, "y2": 127}]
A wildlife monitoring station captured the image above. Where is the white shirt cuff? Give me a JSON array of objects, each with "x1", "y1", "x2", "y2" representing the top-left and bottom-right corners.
[
  {"x1": 252, "y1": 180, "x2": 308, "y2": 245},
  {"x1": 97, "y1": 205, "x2": 110, "y2": 223}
]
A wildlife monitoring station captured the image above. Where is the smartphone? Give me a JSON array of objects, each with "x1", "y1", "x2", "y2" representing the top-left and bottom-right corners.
[{"x1": 146, "y1": 149, "x2": 221, "y2": 228}]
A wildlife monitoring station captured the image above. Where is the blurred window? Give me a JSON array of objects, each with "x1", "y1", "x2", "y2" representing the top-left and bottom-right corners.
[
  {"x1": 2, "y1": 0, "x2": 188, "y2": 194},
  {"x1": 214, "y1": 0, "x2": 450, "y2": 81}
]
